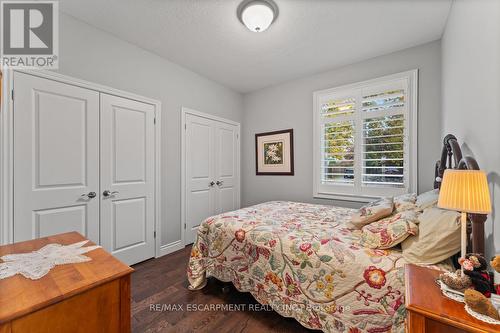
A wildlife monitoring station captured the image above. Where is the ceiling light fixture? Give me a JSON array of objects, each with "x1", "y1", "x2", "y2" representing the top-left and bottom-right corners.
[{"x1": 237, "y1": 0, "x2": 278, "y2": 33}]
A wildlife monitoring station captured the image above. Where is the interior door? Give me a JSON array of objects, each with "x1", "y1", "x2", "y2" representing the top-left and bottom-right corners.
[
  {"x1": 13, "y1": 72, "x2": 100, "y2": 243},
  {"x1": 100, "y1": 94, "x2": 155, "y2": 265},
  {"x1": 184, "y1": 114, "x2": 215, "y2": 245},
  {"x1": 184, "y1": 112, "x2": 240, "y2": 244},
  {"x1": 214, "y1": 121, "x2": 240, "y2": 214}
]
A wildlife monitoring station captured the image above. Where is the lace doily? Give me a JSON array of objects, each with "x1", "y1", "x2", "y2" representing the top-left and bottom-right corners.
[
  {"x1": 0, "y1": 240, "x2": 101, "y2": 280},
  {"x1": 465, "y1": 305, "x2": 500, "y2": 325}
]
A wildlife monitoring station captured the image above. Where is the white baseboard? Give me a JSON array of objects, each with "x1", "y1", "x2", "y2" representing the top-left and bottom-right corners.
[{"x1": 157, "y1": 240, "x2": 184, "y2": 257}]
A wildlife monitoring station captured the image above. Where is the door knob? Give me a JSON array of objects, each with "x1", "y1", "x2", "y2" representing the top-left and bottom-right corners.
[
  {"x1": 81, "y1": 192, "x2": 97, "y2": 199},
  {"x1": 216, "y1": 180, "x2": 223, "y2": 186},
  {"x1": 209, "y1": 181, "x2": 215, "y2": 187},
  {"x1": 103, "y1": 190, "x2": 119, "y2": 197}
]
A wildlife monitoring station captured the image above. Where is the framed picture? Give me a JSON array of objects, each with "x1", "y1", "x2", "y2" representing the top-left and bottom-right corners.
[{"x1": 255, "y1": 129, "x2": 294, "y2": 175}]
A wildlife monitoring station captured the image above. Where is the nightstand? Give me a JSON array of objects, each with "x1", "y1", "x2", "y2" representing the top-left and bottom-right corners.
[
  {"x1": 0, "y1": 232, "x2": 133, "y2": 333},
  {"x1": 405, "y1": 264, "x2": 498, "y2": 333}
]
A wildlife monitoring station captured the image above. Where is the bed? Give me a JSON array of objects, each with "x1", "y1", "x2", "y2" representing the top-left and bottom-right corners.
[{"x1": 187, "y1": 134, "x2": 486, "y2": 332}]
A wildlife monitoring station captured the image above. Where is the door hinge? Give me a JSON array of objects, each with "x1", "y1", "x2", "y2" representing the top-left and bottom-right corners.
[
  {"x1": 154, "y1": 231, "x2": 156, "y2": 238},
  {"x1": 184, "y1": 223, "x2": 187, "y2": 229},
  {"x1": 154, "y1": 117, "x2": 156, "y2": 125},
  {"x1": 11, "y1": 90, "x2": 14, "y2": 101},
  {"x1": 184, "y1": 124, "x2": 187, "y2": 130}
]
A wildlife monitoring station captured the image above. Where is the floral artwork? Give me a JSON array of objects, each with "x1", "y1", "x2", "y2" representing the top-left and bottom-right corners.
[
  {"x1": 187, "y1": 201, "x2": 409, "y2": 333},
  {"x1": 255, "y1": 129, "x2": 294, "y2": 175},
  {"x1": 264, "y1": 141, "x2": 283, "y2": 164}
]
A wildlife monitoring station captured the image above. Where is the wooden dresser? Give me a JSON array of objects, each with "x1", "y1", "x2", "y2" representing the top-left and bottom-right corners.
[
  {"x1": 0, "y1": 232, "x2": 133, "y2": 333},
  {"x1": 405, "y1": 264, "x2": 498, "y2": 333}
]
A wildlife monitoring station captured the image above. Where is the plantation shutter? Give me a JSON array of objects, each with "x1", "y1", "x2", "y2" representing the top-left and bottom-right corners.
[
  {"x1": 314, "y1": 71, "x2": 416, "y2": 201},
  {"x1": 320, "y1": 95, "x2": 356, "y2": 186},
  {"x1": 361, "y1": 81, "x2": 407, "y2": 189}
]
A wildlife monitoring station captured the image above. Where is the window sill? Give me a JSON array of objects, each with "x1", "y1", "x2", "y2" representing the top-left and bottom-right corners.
[{"x1": 313, "y1": 192, "x2": 380, "y2": 203}]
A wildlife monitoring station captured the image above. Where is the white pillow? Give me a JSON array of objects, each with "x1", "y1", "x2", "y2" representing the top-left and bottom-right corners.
[
  {"x1": 416, "y1": 189, "x2": 439, "y2": 210},
  {"x1": 393, "y1": 193, "x2": 417, "y2": 212},
  {"x1": 402, "y1": 207, "x2": 461, "y2": 264}
]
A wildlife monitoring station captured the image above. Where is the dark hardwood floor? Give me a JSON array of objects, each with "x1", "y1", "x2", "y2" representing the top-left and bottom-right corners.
[{"x1": 131, "y1": 246, "x2": 314, "y2": 333}]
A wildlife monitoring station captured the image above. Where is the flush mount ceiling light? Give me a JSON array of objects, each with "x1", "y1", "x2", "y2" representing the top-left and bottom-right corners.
[{"x1": 237, "y1": 0, "x2": 278, "y2": 33}]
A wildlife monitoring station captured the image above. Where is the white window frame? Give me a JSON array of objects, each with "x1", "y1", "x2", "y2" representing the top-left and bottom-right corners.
[{"x1": 313, "y1": 70, "x2": 418, "y2": 202}]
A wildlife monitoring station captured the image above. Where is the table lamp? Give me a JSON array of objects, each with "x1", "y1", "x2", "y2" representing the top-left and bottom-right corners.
[{"x1": 438, "y1": 169, "x2": 491, "y2": 270}]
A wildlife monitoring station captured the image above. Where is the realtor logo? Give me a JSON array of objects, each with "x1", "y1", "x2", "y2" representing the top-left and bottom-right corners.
[{"x1": 1, "y1": 1, "x2": 58, "y2": 68}]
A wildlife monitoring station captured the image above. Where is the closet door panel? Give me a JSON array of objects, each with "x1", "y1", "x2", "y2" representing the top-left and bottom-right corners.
[
  {"x1": 113, "y1": 107, "x2": 146, "y2": 183},
  {"x1": 13, "y1": 72, "x2": 100, "y2": 243},
  {"x1": 214, "y1": 122, "x2": 240, "y2": 215},
  {"x1": 100, "y1": 94, "x2": 155, "y2": 265},
  {"x1": 184, "y1": 114, "x2": 215, "y2": 245}
]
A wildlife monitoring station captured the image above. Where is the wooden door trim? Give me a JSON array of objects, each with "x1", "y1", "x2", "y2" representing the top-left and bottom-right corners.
[
  {"x1": 0, "y1": 70, "x2": 163, "y2": 262},
  {"x1": 181, "y1": 107, "x2": 241, "y2": 247}
]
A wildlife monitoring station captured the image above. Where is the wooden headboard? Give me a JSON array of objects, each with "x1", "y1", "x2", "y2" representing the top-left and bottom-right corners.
[{"x1": 434, "y1": 134, "x2": 487, "y2": 255}]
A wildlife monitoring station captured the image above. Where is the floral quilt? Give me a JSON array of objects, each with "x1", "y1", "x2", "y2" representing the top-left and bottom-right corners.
[{"x1": 187, "y1": 201, "x2": 408, "y2": 333}]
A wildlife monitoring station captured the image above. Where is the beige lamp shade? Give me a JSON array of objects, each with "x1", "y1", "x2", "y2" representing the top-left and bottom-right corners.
[{"x1": 438, "y1": 169, "x2": 492, "y2": 214}]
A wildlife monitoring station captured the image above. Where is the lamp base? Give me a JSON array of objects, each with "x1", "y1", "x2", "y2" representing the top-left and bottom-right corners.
[{"x1": 461, "y1": 211, "x2": 467, "y2": 273}]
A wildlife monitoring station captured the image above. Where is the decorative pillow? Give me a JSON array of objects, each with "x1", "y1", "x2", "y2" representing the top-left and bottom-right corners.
[
  {"x1": 393, "y1": 193, "x2": 417, "y2": 212},
  {"x1": 358, "y1": 210, "x2": 419, "y2": 249},
  {"x1": 351, "y1": 197, "x2": 394, "y2": 228},
  {"x1": 416, "y1": 189, "x2": 439, "y2": 211},
  {"x1": 402, "y1": 207, "x2": 461, "y2": 264}
]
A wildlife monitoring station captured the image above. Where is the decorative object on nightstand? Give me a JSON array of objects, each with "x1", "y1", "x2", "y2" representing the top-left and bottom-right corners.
[
  {"x1": 0, "y1": 240, "x2": 101, "y2": 280},
  {"x1": 464, "y1": 289, "x2": 500, "y2": 324},
  {"x1": 492, "y1": 256, "x2": 500, "y2": 295},
  {"x1": 459, "y1": 254, "x2": 494, "y2": 297},
  {"x1": 405, "y1": 264, "x2": 499, "y2": 333},
  {"x1": 439, "y1": 253, "x2": 494, "y2": 298},
  {"x1": 438, "y1": 169, "x2": 491, "y2": 261},
  {"x1": 439, "y1": 269, "x2": 471, "y2": 295},
  {"x1": 437, "y1": 254, "x2": 500, "y2": 325},
  {"x1": 460, "y1": 255, "x2": 500, "y2": 325}
]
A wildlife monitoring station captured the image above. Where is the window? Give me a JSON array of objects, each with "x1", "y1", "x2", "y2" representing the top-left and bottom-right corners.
[{"x1": 313, "y1": 70, "x2": 418, "y2": 202}]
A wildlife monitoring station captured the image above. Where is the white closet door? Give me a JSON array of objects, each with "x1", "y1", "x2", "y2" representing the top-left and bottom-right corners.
[
  {"x1": 13, "y1": 72, "x2": 100, "y2": 243},
  {"x1": 185, "y1": 114, "x2": 215, "y2": 245},
  {"x1": 214, "y1": 121, "x2": 240, "y2": 214},
  {"x1": 100, "y1": 94, "x2": 155, "y2": 265}
]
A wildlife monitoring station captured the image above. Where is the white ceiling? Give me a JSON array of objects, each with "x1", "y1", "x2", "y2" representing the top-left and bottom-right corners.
[{"x1": 60, "y1": 0, "x2": 452, "y2": 93}]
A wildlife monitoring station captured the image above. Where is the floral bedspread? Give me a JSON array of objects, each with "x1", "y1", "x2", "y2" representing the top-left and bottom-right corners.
[{"x1": 187, "y1": 201, "x2": 407, "y2": 333}]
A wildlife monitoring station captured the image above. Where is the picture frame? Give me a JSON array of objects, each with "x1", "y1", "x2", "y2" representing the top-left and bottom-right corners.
[{"x1": 255, "y1": 129, "x2": 294, "y2": 175}]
